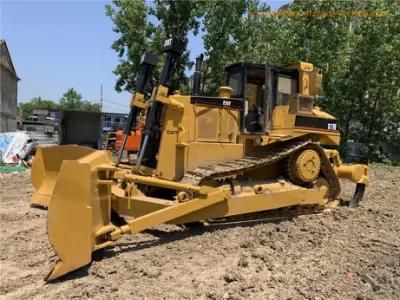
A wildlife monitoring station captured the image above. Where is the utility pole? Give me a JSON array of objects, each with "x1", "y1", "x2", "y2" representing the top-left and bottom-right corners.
[{"x1": 100, "y1": 84, "x2": 103, "y2": 112}]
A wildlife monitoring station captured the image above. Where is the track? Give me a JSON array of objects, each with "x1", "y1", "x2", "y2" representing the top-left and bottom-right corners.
[{"x1": 180, "y1": 138, "x2": 340, "y2": 200}]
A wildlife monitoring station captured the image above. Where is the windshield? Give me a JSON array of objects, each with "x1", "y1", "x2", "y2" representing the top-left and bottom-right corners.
[{"x1": 228, "y1": 72, "x2": 243, "y2": 97}]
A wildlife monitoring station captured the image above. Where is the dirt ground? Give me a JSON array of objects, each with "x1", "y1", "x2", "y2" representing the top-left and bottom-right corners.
[{"x1": 0, "y1": 164, "x2": 399, "y2": 299}]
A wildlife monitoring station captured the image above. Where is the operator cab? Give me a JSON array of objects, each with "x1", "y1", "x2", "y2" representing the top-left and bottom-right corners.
[{"x1": 226, "y1": 63, "x2": 314, "y2": 134}]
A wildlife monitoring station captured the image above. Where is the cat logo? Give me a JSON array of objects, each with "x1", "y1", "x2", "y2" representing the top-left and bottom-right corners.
[
  {"x1": 164, "y1": 38, "x2": 172, "y2": 47},
  {"x1": 166, "y1": 130, "x2": 179, "y2": 135},
  {"x1": 222, "y1": 100, "x2": 231, "y2": 107}
]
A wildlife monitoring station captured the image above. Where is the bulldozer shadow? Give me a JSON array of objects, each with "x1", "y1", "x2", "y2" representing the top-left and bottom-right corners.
[
  {"x1": 92, "y1": 216, "x2": 292, "y2": 262},
  {"x1": 30, "y1": 204, "x2": 48, "y2": 210}
]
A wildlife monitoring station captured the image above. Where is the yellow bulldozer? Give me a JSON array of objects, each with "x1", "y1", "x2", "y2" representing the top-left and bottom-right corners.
[{"x1": 31, "y1": 37, "x2": 368, "y2": 281}]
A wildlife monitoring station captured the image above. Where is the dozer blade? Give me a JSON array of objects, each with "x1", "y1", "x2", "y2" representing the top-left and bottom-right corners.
[
  {"x1": 42, "y1": 147, "x2": 116, "y2": 281},
  {"x1": 31, "y1": 145, "x2": 96, "y2": 207}
]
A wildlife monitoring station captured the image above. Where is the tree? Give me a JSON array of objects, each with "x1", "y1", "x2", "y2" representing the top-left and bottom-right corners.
[
  {"x1": 59, "y1": 88, "x2": 83, "y2": 109},
  {"x1": 59, "y1": 88, "x2": 100, "y2": 111},
  {"x1": 339, "y1": 0, "x2": 400, "y2": 162},
  {"x1": 81, "y1": 101, "x2": 101, "y2": 112},
  {"x1": 105, "y1": 0, "x2": 205, "y2": 93},
  {"x1": 201, "y1": 0, "x2": 249, "y2": 94},
  {"x1": 150, "y1": 0, "x2": 206, "y2": 91},
  {"x1": 105, "y1": 0, "x2": 152, "y2": 92},
  {"x1": 20, "y1": 97, "x2": 58, "y2": 119}
]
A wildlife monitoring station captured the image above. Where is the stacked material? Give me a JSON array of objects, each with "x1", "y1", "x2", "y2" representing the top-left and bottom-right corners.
[{"x1": 0, "y1": 131, "x2": 36, "y2": 164}]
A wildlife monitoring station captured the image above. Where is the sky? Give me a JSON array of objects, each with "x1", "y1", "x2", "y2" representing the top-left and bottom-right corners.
[{"x1": 1, "y1": 0, "x2": 290, "y2": 113}]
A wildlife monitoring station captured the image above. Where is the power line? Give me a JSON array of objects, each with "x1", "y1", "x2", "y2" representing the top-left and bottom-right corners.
[{"x1": 103, "y1": 100, "x2": 128, "y2": 108}]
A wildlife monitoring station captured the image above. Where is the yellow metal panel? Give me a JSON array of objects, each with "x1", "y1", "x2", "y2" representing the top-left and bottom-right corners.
[
  {"x1": 187, "y1": 142, "x2": 243, "y2": 171},
  {"x1": 300, "y1": 71, "x2": 310, "y2": 96},
  {"x1": 219, "y1": 109, "x2": 239, "y2": 142},
  {"x1": 194, "y1": 105, "x2": 240, "y2": 143},
  {"x1": 316, "y1": 133, "x2": 341, "y2": 146},
  {"x1": 312, "y1": 108, "x2": 336, "y2": 119},
  {"x1": 130, "y1": 92, "x2": 145, "y2": 109},
  {"x1": 309, "y1": 69, "x2": 323, "y2": 96},
  {"x1": 31, "y1": 145, "x2": 97, "y2": 207},
  {"x1": 272, "y1": 105, "x2": 296, "y2": 129},
  {"x1": 156, "y1": 95, "x2": 188, "y2": 180},
  {"x1": 283, "y1": 62, "x2": 315, "y2": 96},
  {"x1": 195, "y1": 106, "x2": 219, "y2": 142},
  {"x1": 112, "y1": 184, "x2": 172, "y2": 217},
  {"x1": 298, "y1": 62, "x2": 314, "y2": 72}
]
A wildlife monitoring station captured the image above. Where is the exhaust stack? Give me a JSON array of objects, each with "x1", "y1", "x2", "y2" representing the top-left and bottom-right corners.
[{"x1": 192, "y1": 54, "x2": 204, "y2": 96}]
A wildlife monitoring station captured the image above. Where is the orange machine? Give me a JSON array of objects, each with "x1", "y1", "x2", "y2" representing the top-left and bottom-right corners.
[{"x1": 114, "y1": 128, "x2": 142, "y2": 152}]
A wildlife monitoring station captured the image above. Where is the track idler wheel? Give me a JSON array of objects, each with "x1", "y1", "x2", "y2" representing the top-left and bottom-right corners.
[{"x1": 288, "y1": 149, "x2": 321, "y2": 185}]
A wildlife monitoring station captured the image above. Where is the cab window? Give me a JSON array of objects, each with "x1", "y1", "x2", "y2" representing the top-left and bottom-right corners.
[{"x1": 228, "y1": 72, "x2": 243, "y2": 97}]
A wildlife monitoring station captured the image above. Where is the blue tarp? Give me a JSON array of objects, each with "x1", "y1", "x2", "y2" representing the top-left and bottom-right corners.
[{"x1": 0, "y1": 132, "x2": 15, "y2": 161}]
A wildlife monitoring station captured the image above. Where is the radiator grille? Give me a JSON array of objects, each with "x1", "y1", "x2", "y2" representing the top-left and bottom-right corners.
[{"x1": 197, "y1": 109, "x2": 218, "y2": 141}]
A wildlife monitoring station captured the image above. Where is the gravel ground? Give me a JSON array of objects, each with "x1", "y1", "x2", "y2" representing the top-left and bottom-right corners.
[{"x1": 0, "y1": 164, "x2": 399, "y2": 299}]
